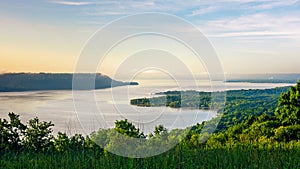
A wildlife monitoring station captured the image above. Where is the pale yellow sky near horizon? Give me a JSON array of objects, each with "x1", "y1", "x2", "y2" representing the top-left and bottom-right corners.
[{"x1": 1, "y1": 0, "x2": 300, "y2": 76}]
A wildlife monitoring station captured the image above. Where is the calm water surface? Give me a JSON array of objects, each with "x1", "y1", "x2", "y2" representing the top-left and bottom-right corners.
[{"x1": 0, "y1": 80, "x2": 293, "y2": 135}]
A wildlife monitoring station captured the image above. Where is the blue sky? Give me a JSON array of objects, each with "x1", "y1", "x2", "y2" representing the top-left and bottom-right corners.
[{"x1": 1, "y1": 0, "x2": 300, "y2": 75}]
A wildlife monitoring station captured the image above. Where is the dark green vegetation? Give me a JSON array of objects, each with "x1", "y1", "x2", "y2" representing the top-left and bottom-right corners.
[
  {"x1": 0, "y1": 73, "x2": 138, "y2": 92},
  {"x1": 1, "y1": 81, "x2": 300, "y2": 168},
  {"x1": 131, "y1": 86, "x2": 289, "y2": 111}
]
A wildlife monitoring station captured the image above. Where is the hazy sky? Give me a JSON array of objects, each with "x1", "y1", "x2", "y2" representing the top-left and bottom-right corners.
[{"x1": 1, "y1": 0, "x2": 300, "y2": 75}]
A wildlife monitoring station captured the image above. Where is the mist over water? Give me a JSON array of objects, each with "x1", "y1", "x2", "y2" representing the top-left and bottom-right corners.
[{"x1": 0, "y1": 80, "x2": 294, "y2": 135}]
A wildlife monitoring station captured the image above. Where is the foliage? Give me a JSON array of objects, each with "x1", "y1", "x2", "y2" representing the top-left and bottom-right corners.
[
  {"x1": 23, "y1": 117, "x2": 54, "y2": 152},
  {"x1": 54, "y1": 132, "x2": 70, "y2": 152},
  {"x1": 114, "y1": 119, "x2": 145, "y2": 138},
  {"x1": 275, "y1": 80, "x2": 300, "y2": 125},
  {"x1": 1, "y1": 82, "x2": 300, "y2": 168},
  {"x1": 0, "y1": 112, "x2": 26, "y2": 151},
  {"x1": 200, "y1": 81, "x2": 300, "y2": 147}
]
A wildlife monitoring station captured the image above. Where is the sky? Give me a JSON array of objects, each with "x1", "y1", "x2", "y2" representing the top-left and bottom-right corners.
[{"x1": 1, "y1": 0, "x2": 300, "y2": 76}]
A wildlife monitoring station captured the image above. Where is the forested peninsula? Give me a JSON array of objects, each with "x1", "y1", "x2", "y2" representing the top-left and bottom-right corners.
[{"x1": 0, "y1": 73, "x2": 138, "y2": 92}]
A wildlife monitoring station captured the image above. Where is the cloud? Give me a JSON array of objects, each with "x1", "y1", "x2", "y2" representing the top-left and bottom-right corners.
[
  {"x1": 207, "y1": 31, "x2": 296, "y2": 38},
  {"x1": 48, "y1": 0, "x2": 300, "y2": 41},
  {"x1": 81, "y1": 10, "x2": 125, "y2": 16},
  {"x1": 69, "y1": 0, "x2": 299, "y2": 18},
  {"x1": 200, "y1": 13, "x2": 300, "y2": 39},
  {"x1": 52, "y1": 1, "x2": 96, "y2": 6},
  {"x1": 188, "y1": 6, "x2": 217, "y2": 17},
  {"x1": 132, "y1": 1, "x2": 155, "y2": 8},
  {"x1": 250, "y1": 0, "x2": 298, "y2": 10}
]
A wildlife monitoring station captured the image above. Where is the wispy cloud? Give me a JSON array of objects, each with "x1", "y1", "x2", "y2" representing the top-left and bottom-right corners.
[
  {"x1": 200, "y1": 13, "x2": 300, "y2": 39},
  {"x1": 250, "y1": 0, "x2": 298, "y2": 10},
  {"x1": 48, "y1": 0, "x2": 300, "y2": 40},
  {"x1": 81, "y1": 11, "x2": 125, "y2": 16},
  {"x1": 52, "y1": 1, "x2": 96, "y2": 6},
  {"x1": 131, "y1": 1, "x2": 155, "y2": 8},
  {"x1": 207, "y1": 31, "x2": 297, "y2": 38},
  {"x1": 188, "y1": 6, "x2": 217, "y2": 17},
  {"x1": 69, "y1": 0, "x2": 299, "y2": 18}
]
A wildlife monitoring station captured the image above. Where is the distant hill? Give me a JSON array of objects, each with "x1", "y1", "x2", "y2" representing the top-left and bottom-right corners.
[
  {"x1": 225, "y1": 73, "x2": 300, "y2": 83},
  {"x1": 226, "y1": 79, "x2": 298, "y2": 83},
  {"x1": 0, "y1": 73, "x2": 138, "y2": 92}
]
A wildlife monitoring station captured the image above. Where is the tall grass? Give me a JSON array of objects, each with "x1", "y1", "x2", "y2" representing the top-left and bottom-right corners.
[{"x1": 1, "y1": 144, "x2": 300, "y2": 169}]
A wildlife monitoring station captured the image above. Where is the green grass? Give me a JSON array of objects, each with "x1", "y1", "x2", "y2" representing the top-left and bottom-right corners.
[{"x1": 1, "y1": 145, "x2": 300, "y2": 169}]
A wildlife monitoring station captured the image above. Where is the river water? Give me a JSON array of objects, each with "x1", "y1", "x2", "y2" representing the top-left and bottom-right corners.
[{"x1": 0, "y1": 80, "x2": 293, "y2": 135}]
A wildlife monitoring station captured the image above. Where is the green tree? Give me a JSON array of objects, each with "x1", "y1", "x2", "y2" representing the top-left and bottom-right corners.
[
  {"x1": 275, "y1": 80, "x2": 300, "y2": 125},
  {"x1": 274, "y1": 125, "x2": 300, "y2": 142},
  {"x1": 0, "y1": 112, "x2": 27, "y2": 151},
  {"x1": 69, "y1": 134, "x2": 86, "y2": 150},
  {"x1": 54, "y1": 132, "x2": 70, "y2": 152},
  {"x1": 114, "y1": 119, "x2": 144, "y2": 138},
  {"x1": 91, "y1": 129, "x2": 111, "y2": 148},
  {"x1": 0, "y1": 118, "x2": 9, "y2": 151},
  {"x1": 24, "y1": 117, "x2": 54, "y2": 151},
  {"x1": 154, "y1": 125, "x2": 168, "y2": 140}
]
